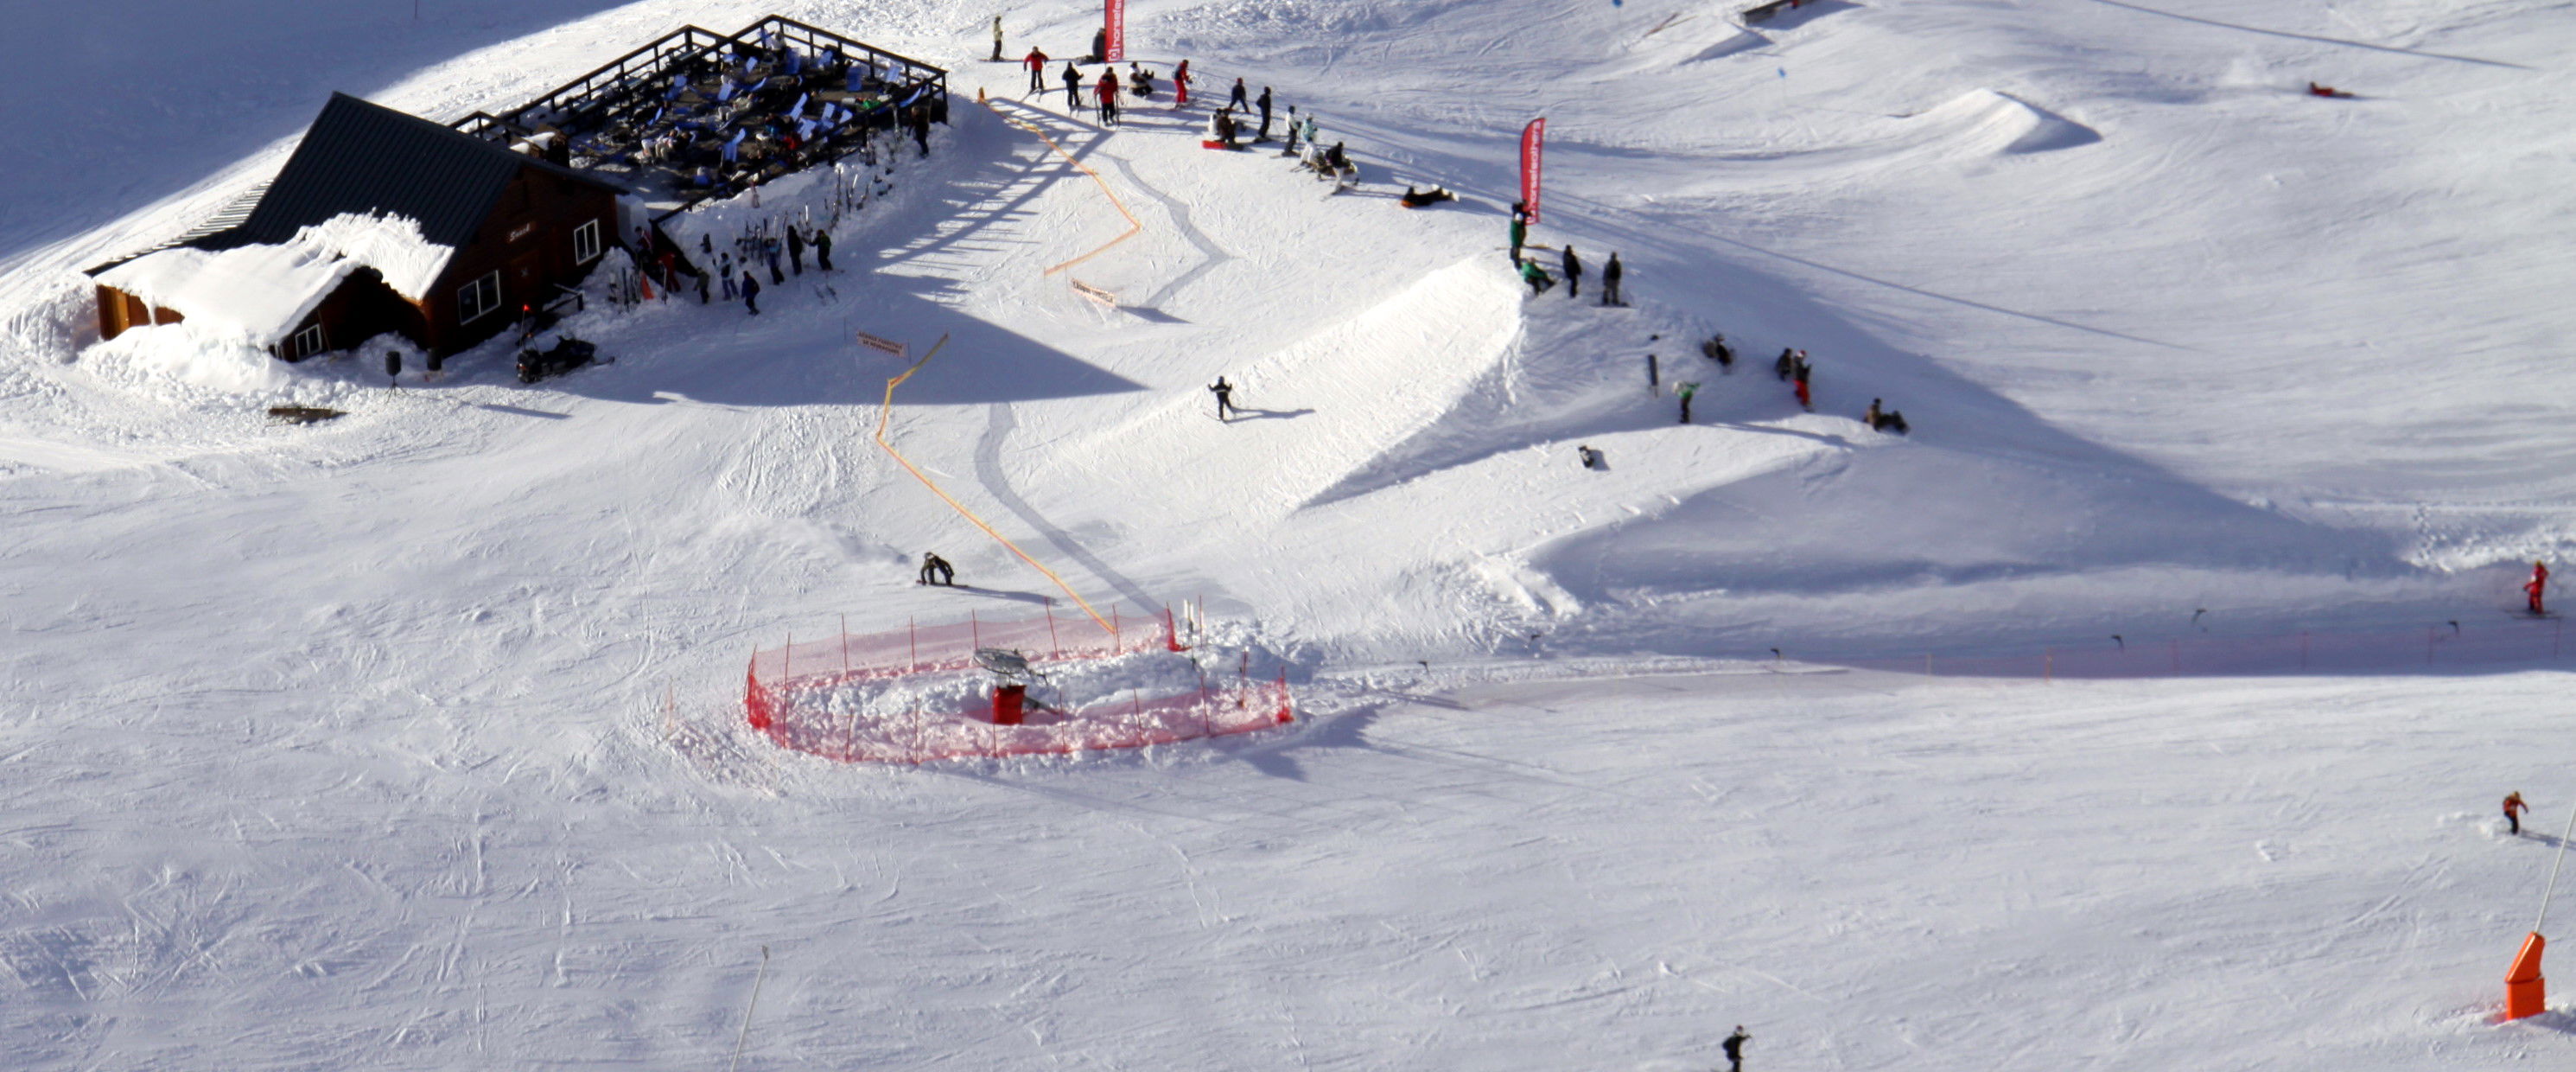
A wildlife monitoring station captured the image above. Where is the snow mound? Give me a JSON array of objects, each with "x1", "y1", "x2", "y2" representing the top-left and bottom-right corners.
[
  {"x1": 1899, "y1": 88, "x2": 2102, "y2": 159},
  {"x1": 1044, "y1": 256, "x2": 1524, "y2": 518}
]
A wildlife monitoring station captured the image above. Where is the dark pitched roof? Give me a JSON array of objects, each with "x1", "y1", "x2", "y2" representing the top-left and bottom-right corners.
[{"x1": 215, "y1": 93, "x2": 621, "y2": 251}]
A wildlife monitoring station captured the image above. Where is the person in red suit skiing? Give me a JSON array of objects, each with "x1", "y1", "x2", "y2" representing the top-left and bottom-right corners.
[{"x1": 2528, "y1": 560, "x2": 2549, "y2": 616}]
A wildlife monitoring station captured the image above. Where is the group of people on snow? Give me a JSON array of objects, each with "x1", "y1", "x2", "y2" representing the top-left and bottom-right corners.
[{"x1": 1511, "y1": 205, "x2": 1625, "y2": 304}]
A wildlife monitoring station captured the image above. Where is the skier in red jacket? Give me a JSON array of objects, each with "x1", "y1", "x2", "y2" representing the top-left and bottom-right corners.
[
  {"x1": 2528, "y1": 560, "x2": 2549, "y2": 616},
  {"x1": 1023, "y1": 48, "x2": 1050, "y2": 94}
]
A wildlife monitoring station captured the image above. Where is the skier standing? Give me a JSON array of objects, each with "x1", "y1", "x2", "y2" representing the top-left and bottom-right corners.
[
  {"x1": 1097, "y1": 70, "x2": 1120, "y2": 124},
  {"x1": 1508, "y1": 210, "x2": 1528, "y2": 265},
  {"x1": 720, "y1": 252, "x2": 736, "y2": 298},
  {"x1": 1024, "y1": 47, "x2": 1050, "y2": 93},
  {"x1": 2528, "y1": 561, "x2": 2550, "y2": 616},
  {"x1": 1230, "y1": 76, "x2": 1249, "y2": 112},
  {"x1": 1209, "y1": 376, "x2": 1237, "y2": 421},
  {"x1": 1174, "y1": 60, "x2": 1192, "y2": 106},
  {"x1": 813, "y1": 228, "x2": 834, "y2": 272},
  {"x1": 2507, "y1": 791, "x2": 2530, "y2": 836},
  {"x1": 1722, "y1": 1026, "x2": 1751, "y2": 1072},
  {"x1": 1256, "y1": 86, "x2": 1274, "y2": 140},
  {"x1": 1793, "y1": 358, "x2": 1813, "y2": 411},
  {"x1": 1283, "y1": 106, "x2": 1302, "y2": 154},
  {"x1": 1676, "y1": 380, "x2": 1699, "y2": 424},
  {"x1": 990, "y1": 15, "x2": 1005, "y2": 62},
  {"x1": 1600, "y1": 252, "x2": 1625, "y2": 306},
  {"x1": 1773, "y1": 347, "x2": 1795, "y2": 381},
  {"x1": 1063, "y1": 62, "x2": 1084, "y2": 109},
  {"x1": 741, "y1": 271, "x2": 761, "y2": 315},
  {"x1": 1561, "y1": 246, "x2": 1582, "y2": 299}
]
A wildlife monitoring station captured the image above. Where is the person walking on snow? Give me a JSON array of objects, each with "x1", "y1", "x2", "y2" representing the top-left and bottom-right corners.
[
  {"x1": 919, "y1": 552, "x2": 956, "y2": 586},
  {"x1": 1230, "y1": 77, "x2": 1250, "y2": 112},
  {"x1": 990, "y1": 15, "x2": 1005, "y2": 61},
  {"x1": 1063, "y1": 62, "x2": 1084, "y2": 109},
  {"x1": 741, "y1": 271, "x2": 761, "y2": 315},
  {"x1": 1601, "y1": 252, "x2": 1625, "y2": 306},
  {"x1": 2506, "y1": 791, "x2": 2530, "y2": 836},
  {"x1": 1722, "y1": 1026, "x2": 1751, "y2": 1072},
  {"x1": 1676, "y1": 380, "x2": 1700, "y2": 424},
  {"x1": 1561, "y1": 246, "x2": 1582, "y2": 299},
  {"x1": 1174, "y1": 60, "x2": 1192, "y2": 106},
  {"x1": 1024, "y1": 47, "x2": 1050, "y2": 93},
  {"x1": 2529, "y1": 560, "x2": 2550, "y2": 616},
  {"x1": 1209, "y1": 377, "x2": 1237, "y2": 421}
]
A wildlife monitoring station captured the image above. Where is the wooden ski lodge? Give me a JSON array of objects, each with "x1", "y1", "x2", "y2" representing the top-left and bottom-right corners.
[{"x1": 86, "y1": 16, "x2": 948, "y2": 361}]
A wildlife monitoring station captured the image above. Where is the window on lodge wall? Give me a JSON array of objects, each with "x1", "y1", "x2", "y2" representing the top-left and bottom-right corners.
[
  {"x1": 573, "y1": 219, "x2": 601, "y2": 264},
  {"x1": 281, "y1": 323, "x2": 327, "y2": 360},
  {"x1": 457, "y1": 271, "x2": 502, "y2": 324}
]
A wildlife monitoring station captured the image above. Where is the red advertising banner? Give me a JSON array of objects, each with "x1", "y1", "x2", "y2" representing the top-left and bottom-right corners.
[
  {"x1": 1520, "y1": 118, "x2": 1546, "y2": 224},
  {"x1": 1105, "y1": 0, "x2": 1126, "y2": 62}
]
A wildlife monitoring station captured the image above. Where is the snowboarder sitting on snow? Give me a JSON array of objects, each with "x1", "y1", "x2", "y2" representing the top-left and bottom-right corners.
[
  {"x1": 919, "y1": 552, "x2": 956, "y2": 586},
  {"x1": 1209, "y1": 376, "x2": 1237, "y2": 421},
  {"x1": 1701, "y1": 333, "x2": 1734, "y2": 370},
  {"x1": 1517, "y1": 258, "x2": 1554, "y2": 296},
  {"x1": 2507, "y1": 791, "x2": 2530, "y2": 836},
  {"x1": 1578, "y1": 444, "x2": 1605, "y2": 470},
  {"x1": 1398, "y1": 186, "x2": 1456, "y2": 208},
  {"x1": 1209, "y1": 108, "x2": 1238, "y2": 148},
  {"x1": 1129, "y1": 63, "x2": 1154, "y2": 99}
]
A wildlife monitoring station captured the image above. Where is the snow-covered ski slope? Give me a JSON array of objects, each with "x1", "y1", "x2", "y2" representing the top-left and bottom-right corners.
[{"x1": 7, "y1": 0, "x2": 2576, "y2": 1067}]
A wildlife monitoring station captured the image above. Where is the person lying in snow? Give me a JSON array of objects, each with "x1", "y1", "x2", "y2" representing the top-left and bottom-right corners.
[
  {"x1": 1399, "y1": 186, "x2": 1456, "y2": 207},
  {"x1": 2307, "y1": 81, "x2": 2352, "y2": 99}
]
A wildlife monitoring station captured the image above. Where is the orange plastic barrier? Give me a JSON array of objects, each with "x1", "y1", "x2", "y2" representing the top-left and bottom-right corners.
[
  {"x1": 2508, "y1": 932, "x2": 2547, "y2": 1020},
  {"x1": 982, "y1": 101, "x2": 1143, "y2": 276}
]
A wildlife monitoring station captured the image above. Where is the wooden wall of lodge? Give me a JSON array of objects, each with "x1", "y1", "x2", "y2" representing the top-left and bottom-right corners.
[{"x1": 92, "y1": 162, "x2": 619, "y2": 360}]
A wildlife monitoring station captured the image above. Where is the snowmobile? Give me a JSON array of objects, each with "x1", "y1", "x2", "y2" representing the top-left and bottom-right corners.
[{"x1": 516, "y1": 335, "x2": 601, "y2": 384}]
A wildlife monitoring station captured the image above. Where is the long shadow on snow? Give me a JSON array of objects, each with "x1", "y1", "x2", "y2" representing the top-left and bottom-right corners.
[{"x1": 531, "y1": 105, "x2": 1148, "y2": 409}]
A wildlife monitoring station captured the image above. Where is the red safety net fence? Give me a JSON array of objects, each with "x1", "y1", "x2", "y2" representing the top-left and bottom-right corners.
[{"x1": 744, "y1": 609, "x2": 1294, "y2": 763}]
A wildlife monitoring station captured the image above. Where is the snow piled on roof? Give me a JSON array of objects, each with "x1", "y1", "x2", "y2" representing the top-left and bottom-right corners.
[
  {"x1": 294, "y1": 211, "x2": 453, "y2": 300},
  {"x1": 96, "y1": 242, "x2": 356, "y2": 347},
  {"x1": 93, "y1": 212, "x2": 453, "y2": 347}
]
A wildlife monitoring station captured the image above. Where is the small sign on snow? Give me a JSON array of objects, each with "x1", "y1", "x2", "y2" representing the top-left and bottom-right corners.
[{"x1": 855, "y1": 331, "x2": 906, "y2": 359}]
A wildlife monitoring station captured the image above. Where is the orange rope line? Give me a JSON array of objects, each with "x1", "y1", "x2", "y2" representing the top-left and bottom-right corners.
[
  {"x1": 983, "y1": 99, "x2": 1143, "y2": 276},
  {"x1": 873, "y1": 335, "x2": 1116, "y2": 636}
]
